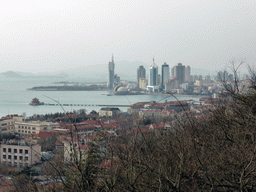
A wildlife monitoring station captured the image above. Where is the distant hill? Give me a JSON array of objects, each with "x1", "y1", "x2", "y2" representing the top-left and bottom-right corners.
[
  {"x1": 0, "y1": 71, "x2": 68, "y2": 79},
  {"x1": 0, "y1": 71, "x2": 23, "y2": 78}
]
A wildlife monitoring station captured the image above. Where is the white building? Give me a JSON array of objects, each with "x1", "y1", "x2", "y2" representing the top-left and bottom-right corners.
[
  {"x1": 0, "y1": 141, "x2": 41, "y2": 168},
  {"x1": 15, "y1": 121, "x2": 59, "y2": 137},
  {"x1": 0, "y1": 115, "x2": 25, "y2": 135}
]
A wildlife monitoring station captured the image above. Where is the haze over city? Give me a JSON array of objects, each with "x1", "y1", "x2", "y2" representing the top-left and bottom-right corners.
[{"x1": 0, "y1": 0, "x2": 255, "y2": 74}]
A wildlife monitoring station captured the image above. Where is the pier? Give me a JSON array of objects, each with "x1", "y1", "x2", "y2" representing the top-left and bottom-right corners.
[{"x1": 41, "y1": 103, "x2": 131, "y2": 107}]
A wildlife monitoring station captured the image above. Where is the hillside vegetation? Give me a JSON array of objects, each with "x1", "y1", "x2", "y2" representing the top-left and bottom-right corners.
[{"x1": 13, "y1": 68, "x2": 256, "y2": 192}]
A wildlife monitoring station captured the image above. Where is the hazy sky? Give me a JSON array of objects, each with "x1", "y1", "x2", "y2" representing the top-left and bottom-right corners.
[{"x1": 0, "y1": 0, "x2": 255, "y2": 73}]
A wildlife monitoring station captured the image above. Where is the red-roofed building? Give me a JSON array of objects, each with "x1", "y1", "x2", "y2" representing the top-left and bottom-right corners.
[
  {"x1": 146, "y1": 122, "x2": 173, "y2": 130},
  {"x1": 76, "y1": 144, "x2": 89, "y2": 151},
  {"x1": 60, "y1": 120, "x2": 119, "y2": 137},
  {"x1": 200, "y1": 97, "x2": 220, "y2": 104},
  {"x1": 63, "y1": 129, "x2": 115, "y2": 163},
  {"x1": 55, "y1": 137, "x2": 65, "y2": 152},
  {"x1": 82, "y1": 119, "x2": 102, "y2": 126},
  {"x1": 139, "y1": 110, "x2": 163, "y2": 119},
  {"x1": 84, "y1": 131, "x2": 116, "y2": 143},
  {"x1": 32, "y1": 131, "x2": 56, "y2": 139},
  {"x1": 54, "y1": 113, "x2": 75, "y2": 121},
  {"x1": 139, "y1": 109, "x2": 176, "y2": 119},
  {"x1": 129, "y1": 127, "x2": 151, "y2": 134},
  {"x1": 129, "y1": 100, "x2": 189, "y2": 114},
  {"x1": 128, "y1": 102, "x2": 151, "y2": 113},
  {"x1": 63, "y1": 135, "x2": 86, "y2": 163},
  {"x1": 157, "y1": 122, "x2": 173, "y2": 129},
  {"x1": 99, "y1": 157, "x2": 120, "y2": 170}
]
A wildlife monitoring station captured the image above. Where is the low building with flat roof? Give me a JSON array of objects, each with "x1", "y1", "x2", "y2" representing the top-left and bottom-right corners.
[
  {"x1": 99, "y1": 108, "x2": 121, "y2": 118},
  {"x1": 0, "y1": 141, "x2": 41, "y2": 168},
  {"x1": 15, "y1": 121, "x2": 59, "y2": 138},
  {"x1": 0, "y1": 115, "x2": 25, "y2": 135}
]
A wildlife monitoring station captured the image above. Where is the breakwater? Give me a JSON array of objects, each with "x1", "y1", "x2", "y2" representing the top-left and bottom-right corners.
[{"x1": 43, "y1": 103, "x2": 131, "y2": 107}]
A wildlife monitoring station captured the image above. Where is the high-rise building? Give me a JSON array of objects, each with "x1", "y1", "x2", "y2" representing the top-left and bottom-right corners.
[
  {"x1": 193, "y1": 75, "x2": 198, "y2": 82},
  {"x1": 149, "y1": 59, "x2": 158, "y2": 86},
  {"x1": 172, "y1": 63, "x2": 185, "y2": 84},
  {"x1": 114, "y1": 74, "x2": 120, "y2": 85},
  {"x1": 139, "y1": 78, "x2": 148, "y2": 89},
  {"x1": 158, "y1": 74, "x2": 161, "y2": 86},
  {"x1": 161, "y1": 62, "x2": 170, "y2": 89},
  {"x1": 205, "y1": 75, "x2": 211, "y2": 81},
  {"x1": 185, "y1": 66, "x2": 191, "y2": 82},
  {"x1": 137, "y1": 66, "x2": 146, "y2": 87},
  {"x1": 165, "y1": 78, "x2": 179, "y2": 92},
  {"x1": 216, "y1": 70, "x2": 229, "y2": 81},
  {"x1": 108, "y1": 55, "x2": 115, "y2": 89},
  {"x1": 228, "y1": 74, "x2": 234, "y2": 81}
]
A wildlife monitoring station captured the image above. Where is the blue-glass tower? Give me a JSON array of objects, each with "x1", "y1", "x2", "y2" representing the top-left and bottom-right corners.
[{"x1": 149, "y1": 59, "x2": 158, "y2": 86}]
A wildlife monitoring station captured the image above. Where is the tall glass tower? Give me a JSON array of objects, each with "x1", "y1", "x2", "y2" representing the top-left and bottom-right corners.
[
  {"x1": 161, "y1": 62, "x2": 170, "y2": 88},
  {"x1": 149, "y1": 59, "x2": 158, "y2": 86},
  {"x1": 108, "y1": 55, "x2": 115, "y2": 89}
]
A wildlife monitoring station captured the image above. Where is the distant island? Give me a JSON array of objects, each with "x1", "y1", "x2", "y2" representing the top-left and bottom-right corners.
[
  {"x1": 0, "y1": 71, "x2": 68, "y2": 78},
  {"x1": 0, "y1": 71, "x2": 23, "y2": 78},
  {"x1": 27, "y1": 85, "x2": 108, "y2": 91}
]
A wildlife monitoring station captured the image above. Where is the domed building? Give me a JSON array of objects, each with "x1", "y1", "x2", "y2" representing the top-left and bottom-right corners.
[{"x1": 114, "y1": 85, "x2": 129, "y2": 95}]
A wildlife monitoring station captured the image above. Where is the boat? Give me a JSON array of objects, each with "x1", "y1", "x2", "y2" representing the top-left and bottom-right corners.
[{"x1": 29, "y1": 98, "x2": 44, "y2": 106}]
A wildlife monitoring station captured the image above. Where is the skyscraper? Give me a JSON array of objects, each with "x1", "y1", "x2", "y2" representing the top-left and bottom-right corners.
[
  {"x1": 108, "y1": 55, "x2": 115, "y2": 89},
  {"x1": 149, "y1": 59, "x2": 158, "y2": 86},
  {"x1": 185, "y1": 65, "x2": 191, "y2": 82},
  {"x1": 216, "y1": 70, "x2": 229, "y2": 81},
  {"x1": 161, "y1": 62, "x2": 170, "y2": 89},
  {"x1": 137, "y1": 66, "x2": 146, "y2": 87},
  {"x1": 172, "y1": 63, "x2": 185, "y2": 84}
]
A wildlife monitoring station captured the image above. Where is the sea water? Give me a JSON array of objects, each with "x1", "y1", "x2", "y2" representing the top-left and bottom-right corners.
[{"x1": 0, "y1": 77, "x2": 201, "y2": 118}]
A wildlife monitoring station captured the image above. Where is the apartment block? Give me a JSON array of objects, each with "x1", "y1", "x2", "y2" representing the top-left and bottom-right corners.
[
  {"x1": 62, "y1": 137, "x2": 89, "y2": 163},
  {"x1": 0, "y1": 115, "x2": 25, "y2": 135},
  {"x1": 15, "y1": 121, "x2": 59, "y2": 137},
  {"x1": 0, "y1": 142, "x2": 41, "y2": 168}
]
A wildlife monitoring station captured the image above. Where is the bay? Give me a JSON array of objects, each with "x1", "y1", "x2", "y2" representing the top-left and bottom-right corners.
[{"x1": 0, "y1": 77, "x2": 201, "y2": 118}]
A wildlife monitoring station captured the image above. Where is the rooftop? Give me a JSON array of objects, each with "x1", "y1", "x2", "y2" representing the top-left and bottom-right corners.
[{"x1": 1, "y1": 140, "x2": 37, "y2": 146}]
